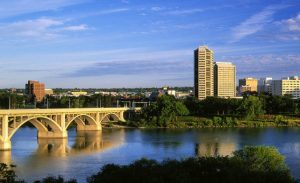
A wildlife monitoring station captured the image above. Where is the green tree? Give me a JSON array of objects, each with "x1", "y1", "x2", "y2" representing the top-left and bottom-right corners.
[
  {"x1": 233, "y1": 146, "x2": 290, "y2": 174},
  {"x1": 238, "y1": 96, "x2": 264, "y2": 120},
  {"x1": 141, "y1": 95, "x2": 189, "y2": 126}
]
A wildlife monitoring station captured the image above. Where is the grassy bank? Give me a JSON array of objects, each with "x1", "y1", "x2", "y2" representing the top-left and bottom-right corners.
[{"x1": 117, "y1": 115, "x2": 300, "y2": 128}]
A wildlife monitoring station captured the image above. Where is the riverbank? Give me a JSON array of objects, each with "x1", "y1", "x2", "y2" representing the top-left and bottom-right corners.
[
  {"x1": 112, "y1": 115, "x2": 300, "y2": 128},
  {"x1": 3, "y1": 146, "x2": 295, "y2": 183}
]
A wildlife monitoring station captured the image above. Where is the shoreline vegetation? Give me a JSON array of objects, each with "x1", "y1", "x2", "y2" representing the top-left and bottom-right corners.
[
  {"x1": 118, "y1": 94, "x2": 300, "y2": 129},
  {"x1": 112, "y1": 115, "x2": 300, "y2": 128},
  {"x1": 1, "y1": 146, "x2": 296, "y2": 183}
]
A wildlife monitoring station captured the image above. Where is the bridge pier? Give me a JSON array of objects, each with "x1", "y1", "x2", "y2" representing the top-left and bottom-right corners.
[
  {"x1": 77, "y1": 125, "x2": 102, "y2": 131},
  {"x1": 38, "y1": 130, "x2": 68, "y2": 139},
  {"x1": 1, "y1": 115, "x2": 11, "y2": 150},
  {"x1": 0, "y1": 140, "x2": 11, "y2": 151}
]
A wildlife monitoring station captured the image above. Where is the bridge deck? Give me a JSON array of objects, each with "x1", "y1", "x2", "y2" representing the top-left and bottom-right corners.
[{"x1": 0, "y1": 107, "x2": 141, "y2": 115}]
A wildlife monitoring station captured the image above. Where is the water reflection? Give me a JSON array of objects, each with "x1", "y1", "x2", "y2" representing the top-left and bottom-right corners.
[
  {"x1": 1, "y1": 128, "x2": 300, "y2": 182},
  {"x1": 34, "y1": 130, "x2": 125, "y2": 156},
  {"x1": 194, "y1": 129, "x2": 238, "y2": 157}
]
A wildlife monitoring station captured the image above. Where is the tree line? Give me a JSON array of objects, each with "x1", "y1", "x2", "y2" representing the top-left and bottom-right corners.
[{"x1": 1, "y1": 146, "x2": 295, "y2": 183}]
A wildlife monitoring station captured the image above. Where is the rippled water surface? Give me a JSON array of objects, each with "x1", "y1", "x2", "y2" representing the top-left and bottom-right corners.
[{"x1": 1, "y1": 127, "x2": 300, "y2": 182}]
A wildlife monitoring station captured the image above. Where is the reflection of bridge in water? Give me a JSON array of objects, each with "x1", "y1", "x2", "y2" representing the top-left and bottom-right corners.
[
  {"x1": 0, "y1": 129, "x2": 126, "y2": 165},
  {"x1": 36, "y1": 130, "x2": 125, "y2": 156},
  {"x1": 0, "y1": 108, "x2": 140, "y2": 150}
]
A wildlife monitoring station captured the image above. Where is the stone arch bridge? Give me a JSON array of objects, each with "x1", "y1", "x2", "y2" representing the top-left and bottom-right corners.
[{"x1": 0, "y1": 107, "x2": 140, "y2": 150}]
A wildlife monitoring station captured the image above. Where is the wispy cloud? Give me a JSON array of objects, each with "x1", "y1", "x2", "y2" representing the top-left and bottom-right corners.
[
  {"x1": 0, "y1": 0, "x2": 88, "y2": 19},
  {"x1": 165, "y1": 8, "x2": 204, "y2": 15},
  {"x1": 231, "y1": 5, "x2": 286, "y2": 42},
  {"x1": 224, "y1": 54, "x2": 300, "y2": 78},
  {"x1": 62, "y1": 24, "x2": 88, "y2": 31},
  {"x1": 64, "y1": 59, "x2": 192, "y2": 77},
  {"x1": 0, "y1": 18, "x2": 89, "y2": 40},
  {"x1": 151, "y1": 7, "x2": 165, "y2": 11},
  {"x1": 284, "y1": 13, "x2": 300, "y2": 31}
]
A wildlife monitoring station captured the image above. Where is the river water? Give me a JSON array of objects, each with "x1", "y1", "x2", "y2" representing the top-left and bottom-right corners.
[{"x1": 0, "y1": 127, "x2": 300, "y2": 182}]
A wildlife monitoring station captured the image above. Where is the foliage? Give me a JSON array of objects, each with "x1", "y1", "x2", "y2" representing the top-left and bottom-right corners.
[
  {"x1": 238, "y1": 96, "x2": 264, "y2": 120},
  {"x1": 141, "y1": 95, "x2": 189, "y2": 127},
  {"x1": 87, "y1": 146, "x2": 294, "y2": 183},
  {"x1": 0, "y1": 93, "x2": 26, "y2": 109},
  {"x1": 233, "y1": 146, "x2": 290, "y2": 174},
  {"x1": 33, "y1": 176, "x2": 77, "y2": 183},
  {"x1": 0, "y1": 163, "x2": 24, "y2": 183}
]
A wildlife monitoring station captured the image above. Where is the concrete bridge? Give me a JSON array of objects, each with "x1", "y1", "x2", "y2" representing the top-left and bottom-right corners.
[{"x1": 0, "y1": 107, "x2": 140, "y2": 150}]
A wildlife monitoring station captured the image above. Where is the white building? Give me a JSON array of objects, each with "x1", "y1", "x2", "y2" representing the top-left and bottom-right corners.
[
  {"x1": 272, "y1": 76, "x2": 300, "y2": 99},
  {"x1": 258, "y1": 77, "x2": 272, "y2": 94}
]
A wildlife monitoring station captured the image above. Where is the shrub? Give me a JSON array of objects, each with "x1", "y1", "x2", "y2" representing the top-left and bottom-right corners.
[{"x1": 87, "y1": 146, "x2": 294, "y2": 183}]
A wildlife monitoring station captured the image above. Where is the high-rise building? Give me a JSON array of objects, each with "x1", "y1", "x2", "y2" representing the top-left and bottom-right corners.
[
  {"x1": 272, "y1": 76, "x2": 300, "y2": 99},
  {"x1": 194, "y1": 46, "x2": 214, "y2": 100},
  {"x1": 258, "y1": 77, "x2": 272, "y2": 94},
  {"x1": 214, "y1": 62, "x2": 236, "y2": 98},
  {"x1": 25, "y1": 80, "x2": 45, "y2": 102},
  {"x1": 238, "y1": 77, "x2": 258, "y2": 94}
]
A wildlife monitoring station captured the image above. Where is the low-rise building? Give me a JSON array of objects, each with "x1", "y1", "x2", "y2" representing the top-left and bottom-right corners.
[
  {"x1": 272, "y1": 76, "x2": 300, "y2": 99},
  {"x1": 239, "y1": 77, "x2": 258, "y2": 94},
  {"x1": 70, "y1": 91, "x2": 88, "y2": 97},
  {"x1": 258, "y1": 77, "x2": 272, "y2": 94},
  {"x1": 45, "y1": 89, "x2": 54, "y2": 96}
]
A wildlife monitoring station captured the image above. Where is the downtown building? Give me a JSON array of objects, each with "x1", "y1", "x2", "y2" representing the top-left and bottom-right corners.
[
  {"x1": 25, "y1": 80, "x2": 45, "y2": 102},
  {"x1": 238, "y1": 77, "x2": 258, "y2": 94},
  {"x1": 258, "y1": 77, "x2": 272, "y2": 94},
  {"x1": 194, "y1": 46, "x2": 214, "y2": 100},
  {"x1": 272, "y1": 76, "x2": 300, "y2": 99},
  {"x1": 214, "y1": 62, "x2": 236, "y2": 98}
]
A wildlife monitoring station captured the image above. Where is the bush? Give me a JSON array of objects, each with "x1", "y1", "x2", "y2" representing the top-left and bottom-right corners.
[
  {"x1": 274, "y1": 115, "x2": 288, "y2": 125},
  {"x1": 87, "y1": 146, "x2": 294, "y2": 183},
  {"x1": 33, "y1": 176, "x2": 77, "y2": 183}
]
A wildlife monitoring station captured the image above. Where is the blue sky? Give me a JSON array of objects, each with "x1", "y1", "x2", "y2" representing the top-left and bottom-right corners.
[{"x1": 0, "y1": 0, "x2": 299, "y2": 88}]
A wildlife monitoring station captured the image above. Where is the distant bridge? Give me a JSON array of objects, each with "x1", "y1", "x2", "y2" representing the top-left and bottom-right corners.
[{"x1": 0, "y1": 107, "x2": 141, "y2": 150}]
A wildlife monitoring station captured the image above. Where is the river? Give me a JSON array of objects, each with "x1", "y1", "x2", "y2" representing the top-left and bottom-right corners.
[{"x1": 0, "y1": 127, "x2": 300, "y2": 182}]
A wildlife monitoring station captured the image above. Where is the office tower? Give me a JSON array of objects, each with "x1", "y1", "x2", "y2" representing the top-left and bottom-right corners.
[
  {"x1": 25, "y1": 80, "x2": 45, "y2": 102},
  {"x1": 194, "y1": 46, "x2": 214, "y2": 100},
  {"x1": 214, "y1": 62, "x2": 236, "y2": 98},
  {"x1": 258, "y1": 77, "x2": 273, "y2": 94},
  {"x1": 238, "y1": 77, "x2": 258, "y2": 94},
  {"x1": 272, "y1": 76, "x2": 300, "y2": 99}
]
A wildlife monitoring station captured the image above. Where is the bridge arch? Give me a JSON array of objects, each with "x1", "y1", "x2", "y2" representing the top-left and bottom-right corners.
[
  {"x1": 66, "y1": 114, "x2": 99, "y2": 130},
  {"x1": 8, "y1": 116, "x2": 63, "y2": 140},
  {"x1": 100, "y1": 113, "x2": 121, "y2": 123}
]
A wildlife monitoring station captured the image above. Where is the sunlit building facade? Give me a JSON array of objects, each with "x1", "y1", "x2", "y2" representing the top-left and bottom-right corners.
[
  {"x1": 214, "y1": 62, "x2": 236, "y2": 98},
  {"x1": 272, "y1": 76, "x2": 300, "y2": 99},
  {"x1": 194, "y1": 46, "x2": 214, "y2": 100},
  {"x1": 238, "y1": 77, "x2": 258, "y2": 94},
  {"x1": 25, "y1": 80, "x2": 45, "y2": 102}
]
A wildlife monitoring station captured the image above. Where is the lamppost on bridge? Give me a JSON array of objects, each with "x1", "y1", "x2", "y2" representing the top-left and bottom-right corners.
[
  {"x1": 8, "y1": 95, "x2": 11, "y2": 110},
  {"x1": 68, "y1": 97, "x2": 71, "y2": 108}
]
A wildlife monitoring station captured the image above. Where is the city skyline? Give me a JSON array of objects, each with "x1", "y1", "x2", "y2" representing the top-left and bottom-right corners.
[{"x1": 0, "y1": 0, "x2": 299, "y2": 88}]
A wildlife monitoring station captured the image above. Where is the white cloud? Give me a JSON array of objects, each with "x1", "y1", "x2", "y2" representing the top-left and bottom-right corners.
[
  {"x1": 63, "y1": 24, "x2": 88, "y2": 31},
  {"x1": 0, "y1": 18, "x2": 89, "y2": 40},
  {"x1": 223, "y1": 54, "x2": 300, "y2": 79},
  {"x1": 231, "y1": 5, "x2": 286, "y2": 42},
  {"x1": 0, "y1": 0, "x2": 88, "y2": 19},
  {"x1": 0, "y1": 18, "x2": 63, "y2": 38},
  {"x1": 165, "y1": 8, "x2": 204, "y2": 15},
  {"x1": 151, "y1": 7, "x2": 164, "y2": 11},
  {"x1": 283, "y1": 13, "x2": 300, "y2": 31}
]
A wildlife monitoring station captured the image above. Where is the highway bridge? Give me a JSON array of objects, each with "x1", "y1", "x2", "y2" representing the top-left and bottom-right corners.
[{"x1": 0, "y1": 107, "x2": 140, "y2": 150}]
